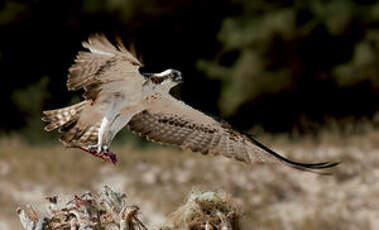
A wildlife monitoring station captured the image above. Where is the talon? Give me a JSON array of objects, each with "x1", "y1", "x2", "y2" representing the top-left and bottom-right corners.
[
  {"x1": 104, "y1": 151, "x2": 117, "y2": 164},
  {"x1": 101, "y1": 145, "x2": 117, "y2": 164},
  {"x1": 73, "y1": 145, "x2": 117, "y2": 164},
  {"x1": 102, "y1": 145, "x2": 109, "y2": 152},
  {"x1": 87, "y1": 145, "x2": 99, "y2": 154}
]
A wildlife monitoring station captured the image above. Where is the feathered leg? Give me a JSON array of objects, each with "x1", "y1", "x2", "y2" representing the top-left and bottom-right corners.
[{"x1": 85, "y1": 95, "x2": 126, "y2": 161}]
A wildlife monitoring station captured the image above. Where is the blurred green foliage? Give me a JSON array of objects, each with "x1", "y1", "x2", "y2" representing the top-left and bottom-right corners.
[
  {"x1": 200, "y1": 0, "x2": 379, "y2": 116},
  {"x1": 11, "y1": 77, "x2": 52, "y2": 143},
  {"x1": 1, "y1": 0, "x2": 379, "y2": 141},
  {"x1": 0, "y1": 1, "x2": 27, "y2": 26}
]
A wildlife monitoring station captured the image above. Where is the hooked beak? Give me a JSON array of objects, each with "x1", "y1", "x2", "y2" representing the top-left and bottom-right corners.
[{"x1": 174, "y1": 73, "x2": 183, "y2": 84}]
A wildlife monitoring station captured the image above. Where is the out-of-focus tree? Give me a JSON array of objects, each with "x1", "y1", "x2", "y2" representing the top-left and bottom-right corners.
[
  {"x1": 11, "y1": 77, "x2": 51, "y2": 142},
  {"x1": 199, "y1": 0, "x2": 379, "y2": 122},
  {"x1": 2, "y1": 0, "x2": 379, "y2": 137},
  {"x1": 0, "y1": 0, "x2": 229, "y2": 139}
]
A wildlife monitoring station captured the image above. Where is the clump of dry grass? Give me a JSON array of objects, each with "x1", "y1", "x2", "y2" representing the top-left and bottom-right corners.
[
  {"x1": 162, "y1": 189, "x2": 241, "y2": 230},
  {"x1": 2, "y1": 127, "x2": 379, "y2": 229},
  {"x1": 16, "y1": 186, "x2": 241, "y2": 230}
]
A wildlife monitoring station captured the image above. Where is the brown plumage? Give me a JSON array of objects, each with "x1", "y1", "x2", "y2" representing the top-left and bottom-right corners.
[
  {"x1": 42, "y1": 100, "x2": 101, "y2": 146},
  {"x1": 67, "y1": 34, "x2": 142, "y2": 100},
  {"x1": 43, "y1": 34, "x2": 143, "y2": 150},
  {"x1": 42, "y1": 101, "x2": 87, "y2": 132},
  {"x1": 42, "y1": 34, "x2": 339, "y2": 171},
  {"x1": 127, "y1": 95, "x2": 338, "y2": 171}
]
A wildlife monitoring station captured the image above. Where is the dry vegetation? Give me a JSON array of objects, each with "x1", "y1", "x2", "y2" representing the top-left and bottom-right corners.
[
  {"x1": 1, "y1": 129, "x2": 379, "y2": 229},
  {"x1": 17, "y1": 185, "x2": 148, "y2": 230},
  {"x1": 17, "y1": 186, "x2": 240, "y2": 230}
]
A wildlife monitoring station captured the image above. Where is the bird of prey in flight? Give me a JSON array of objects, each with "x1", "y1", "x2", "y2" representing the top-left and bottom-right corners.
[{"x1": 42, "y1": 34, "x2": 338, "y2": 171}]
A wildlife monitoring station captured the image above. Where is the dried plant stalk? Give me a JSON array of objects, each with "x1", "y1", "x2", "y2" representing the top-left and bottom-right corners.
[
  {"x1": 17, "y1": 186, "x2": 241, "y2": 230},
  {"x1": 17, "y1": 185, "x2": 147, "y2": 230}
]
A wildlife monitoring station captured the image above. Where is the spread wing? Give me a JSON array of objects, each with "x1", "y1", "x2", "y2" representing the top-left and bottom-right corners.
[
  {"x1": 127, "y1": 94, "x2": 338, "y2": 171},
  {"x1": 67, "y1": 34, "x2": 144, "y2": 100}
]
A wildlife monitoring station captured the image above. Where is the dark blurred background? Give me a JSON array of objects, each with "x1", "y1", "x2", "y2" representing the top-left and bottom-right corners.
[{"x1": 2, "y1": 0, "x2": 379, "y2": 142}]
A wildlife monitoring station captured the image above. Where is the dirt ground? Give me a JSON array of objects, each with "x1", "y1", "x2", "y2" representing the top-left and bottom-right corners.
[{"x1": 0, "y1": 130, "x2": 378, "y2": 229}]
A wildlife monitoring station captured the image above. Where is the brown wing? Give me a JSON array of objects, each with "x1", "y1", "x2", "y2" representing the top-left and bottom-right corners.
[
  {"x1": 67, "y1": 34, "x2": 143, "y2": 100},
  {"x1": 127, "y1": 95, "x2": 338, "y2": 170}
]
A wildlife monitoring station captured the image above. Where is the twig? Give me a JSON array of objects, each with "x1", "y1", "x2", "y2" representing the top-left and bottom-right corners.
[{"x1": 17, "y1": 186, "x2": 145, "y2": 230}]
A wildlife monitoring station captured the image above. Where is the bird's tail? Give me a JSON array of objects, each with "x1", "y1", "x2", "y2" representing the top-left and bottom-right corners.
[
  {"x1": 42, "y1": 101, "x2": 88, "y2": 132},
  {"x1": 42, "y1": 101, "x2": 101, "y2": 147}
]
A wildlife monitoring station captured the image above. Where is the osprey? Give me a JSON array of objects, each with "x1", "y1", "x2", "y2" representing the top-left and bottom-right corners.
[{"x1": 42, "y1": 34, "x2": 338, "y2": 171}]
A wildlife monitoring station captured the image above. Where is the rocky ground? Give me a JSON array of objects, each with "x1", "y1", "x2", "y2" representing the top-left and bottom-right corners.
[{"x1": 0, "y1": 130, "x2": 378, "y2": 229}]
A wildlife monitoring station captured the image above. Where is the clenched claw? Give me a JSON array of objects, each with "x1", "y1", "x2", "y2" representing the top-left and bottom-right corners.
[
  {"x1": 73, "y1": 145, "x2": 117, "y2": 164},
  {"x1": 103, "y1": 150, "x2": 117, "y2": 164}
]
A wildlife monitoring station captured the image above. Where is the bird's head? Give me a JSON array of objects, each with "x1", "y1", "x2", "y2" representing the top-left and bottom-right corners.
[{"x1": 142, "y1": 69, "x2": 183, "y2": 92}]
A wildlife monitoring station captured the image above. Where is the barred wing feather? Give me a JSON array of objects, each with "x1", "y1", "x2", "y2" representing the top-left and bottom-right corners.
[
  {"x1": 127, "y1": 95, "x2": 338, "y2": 170},
  {"x1": 67, "y1": 34, "x2": 143, "y2": 100}
]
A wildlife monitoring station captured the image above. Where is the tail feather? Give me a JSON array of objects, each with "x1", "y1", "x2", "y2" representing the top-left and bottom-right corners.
[
  {"x1": 42, "y1": 101, "x2": 100, "y2": 146},
  {"x1": 42, "y1": 101, "x2": 87, "y2": 132},
  {"x1": 78, "y1": 125, "x2": 100, "y2": 144},
  {"x1": 59, "y1": 126, "x2": 87, "y2": 146}
]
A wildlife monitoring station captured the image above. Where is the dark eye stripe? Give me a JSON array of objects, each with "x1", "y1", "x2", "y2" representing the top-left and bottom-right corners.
[{"x1": 150, "y1": 76, "x2": 165, "y2": 84}]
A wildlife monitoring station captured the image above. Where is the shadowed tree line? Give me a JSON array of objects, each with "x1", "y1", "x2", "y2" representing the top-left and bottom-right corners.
[{"x1": 1, "y1": 0, "x2": 379, "y2": 142}]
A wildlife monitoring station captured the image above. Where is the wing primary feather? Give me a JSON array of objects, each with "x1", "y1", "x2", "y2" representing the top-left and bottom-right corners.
[{"x1": 243, "y1": 132, "x2": 340, "y2": 170}]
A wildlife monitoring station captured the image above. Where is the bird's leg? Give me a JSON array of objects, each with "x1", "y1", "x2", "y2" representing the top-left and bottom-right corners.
[
  {"x1": 85, "y1": 117, "x2": 110, "y2": 153},
  {"x1": 86, "y1": 100, "x2": 120, "y2": 163},
  {"x1": 85, "y1": 116, "x2": 118, "y2": 163},
  {"x1": 74, "y1": 145, "x2": 117, "y2": 164},
  {"x1": 87, "y1": 144, "x2": 98, "y2": 153},
  {"x1": 94, "y1": 116, "x2": 110, "y2": 152},
  {"x1": 86, "y1": 143, "x2": 109, "y2": 155}
]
